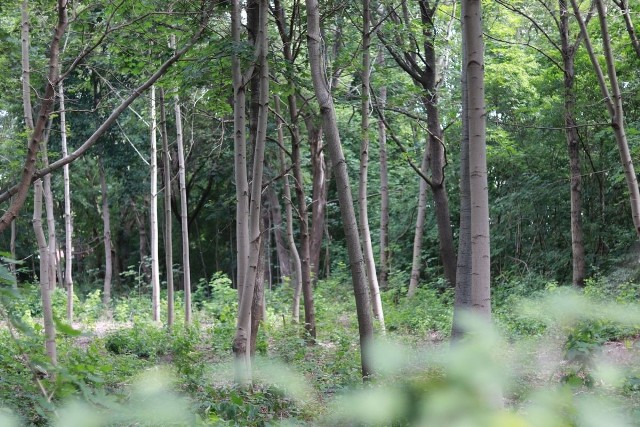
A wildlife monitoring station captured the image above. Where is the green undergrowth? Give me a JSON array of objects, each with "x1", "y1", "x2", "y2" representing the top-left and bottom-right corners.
[{"x1": 2, "y1": 267, "x2": 640, "y2": 425}]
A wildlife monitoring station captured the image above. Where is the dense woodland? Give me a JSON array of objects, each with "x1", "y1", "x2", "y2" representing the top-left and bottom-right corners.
[{"x1": 1, "y1": 0, "x2": 640, "y2": 425}]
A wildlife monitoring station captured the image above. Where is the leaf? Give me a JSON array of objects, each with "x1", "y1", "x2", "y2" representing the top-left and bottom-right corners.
[{"x1": 54, "y1": 317, "x2": 82, "y2": 337}]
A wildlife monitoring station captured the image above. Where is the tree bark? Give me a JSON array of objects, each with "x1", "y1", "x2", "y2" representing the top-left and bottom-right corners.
[
  {"x1": 99, "y1": 158, "x2": 113, "y2": 309},
  {"x1": 267, "y1": 186, "x2": 291, "y2": 279},
  {"x1": 360, "y1": 0, "x2": 385, "y2": 329},
  {"x1": 452, "y1": 0, "x2": 472, "y2": 338},
  {"x1": 407, "y1": 150, "x2": 430, "y2": 298},
  {"x1": 33, "y1": 180, "x2": 57, "y2": 365},
  {"x1": 276, "y1": 97, "x2": 303, "y2": 322},
  {"x1": 376, "y1": 48, "x2": 390, "y2": 290},
  {"x1": 233, "y1": 0, "x2": 269, "y2": 385},
  {"x1": 560, "y1": 0, "x2": 585, "y2": 287},
  {"x1": 59, "y1": 80, "x2": 74, "y2": 320},
  {"x1": 307, "y1": 117, "x2": 326, "y2": 283},
  {"x1": 42, "y1": 142, "x2": 57, "y2": 291},
  {"x1": 306, "y1": 0, "x2": 374, "y2": 380},
  {"x1": 613, "y1": 0, "x2": 640, "y2": 59},
  {"x1": 465, "y1": 0, "x2": 491, "y2": 319},
  {"x1": 159, "y1": 88, "x2": 175, "y2": 327},
  {"x1": 571, "y1": 0, "x2": 640, "y2": 239},
  {"x1": 150, "y1": 85, "x2": 161, "y2": 322}
]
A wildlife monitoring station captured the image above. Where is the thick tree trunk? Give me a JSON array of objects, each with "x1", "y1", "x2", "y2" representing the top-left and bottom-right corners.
[
  {"x1": 276, "y1": 97, "x2": 303, "y2": 322},
  {"x1": 150, "y1": 85, "x2": 161, "y2": 322},
  {"x1": 306, "y1": 0, "x2": 374, "y2": 380},
  {"x1": 376, "y1": 48, "x2": 390, "y2": 290},
  {"x1": 452, "y1": 3, "x2": 472, "y2": 338},
  {"x1": 571, "y1": 0, "x2": 640, "y2": 239},
  {"x1": 560, "y1": 0, "x2": 585, "y2": 287},
  {"x1": 360, "y1": 0, "x2": 385, "y2": 329},
  {"x1": 233, "y1": 0, "x2": 269, "y2": 385},
  {"x1": 465, "y1": 0, "x2": 491, "y2": 319},
  {"x1": 33, "y1": 180, "x2": 57, "y2": 365},
  {"x1": 60, "y1": 80, "x2": 74, "y2": 320},
  {"x1": 159, "y1": 88, "x2": 175, "y2": 327},
  {"x1": 99, "y1": 158, "x2": 113, "y2": 309},
  {"x1": 407, "y1": 150, "x2": 430, "y2": 298}
]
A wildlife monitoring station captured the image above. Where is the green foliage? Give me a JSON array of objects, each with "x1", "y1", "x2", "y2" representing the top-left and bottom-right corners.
[
  {"x1": 382, "y1": 286, "x2": 452, "y2": 337},
  {"x1": 104, "y1": 321, "x2": 169, "y2": 360}
]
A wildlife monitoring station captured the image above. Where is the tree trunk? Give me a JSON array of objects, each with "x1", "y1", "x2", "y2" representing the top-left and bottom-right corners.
[
  {"x1": 571, "y1": 0, "x2": 640, "y2": 239},
  {"x1": 306, "y1": 0, "x2": 374, "y2": 380},
  {"x1": 360, "y1": 0, "x2": 385, "y2": 330},
  {"x1": 232, "y1": 0, "x2": 250, "y2": 300},
  {"x1": 42, "y1": 142, "x2": 57, "y2": 291},
  {"x1": 613, "y1": 0, "x2": 640, "y2": 59},
  {"x1": 160, "y1": 88, "x2": 175, "y2": 327},
  {"x1": 10, "y1": 205, "x2": 17, "y2": 288},
  {"x1": 233, "y1": 0, "x2": 269, "y2": 385},
  {"x1": 150, "y1": 85, "x2": 161, "y2": 322},
  {"x1": 308, "y1": 118, "x2": 326, "y2": 283},
  {"x1": 560, "y1": 0, "x2": 585, "y2": 287},
  {"x1": 464, "y1": 0, "x2": 491, "y2": 319},
  {"x1": 376, "y1": 48, "x2": 390, "y2": 290},
  {"x1": 452, "y1": 1, "x2": 472, "y2": 338},
  {"x1": 173, "y1": 92, "x2": 192, "y2": 325},
  {"x1": 33, "y1": 180, "x2": 57, "y2": 365},
  {"x1": 99, "y1": 158, "x2": 113, "y2": 309},
  {"x1": 407, "y1": 150, "x2": 430, "y2": 298},
  {"x1": 250, "y1": 219, "x2": 267, "y2": 357},
  {"x1": 60, "y1": 80, "x2": 74, "y2": 321},
  {"x1": 268, "y1": 186, "x2": 291, "y2": 279},
  {"x1": 276, "y1": 97, "x2": 303, "y2": 322}
]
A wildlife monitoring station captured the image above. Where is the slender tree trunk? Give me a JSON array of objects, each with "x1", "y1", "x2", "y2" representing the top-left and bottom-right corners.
[
  {"x1": 452, "y1": 2, "x2": 472, "y2": 338},
  {"x1": 250, "y1": 219, "x2": 267, "y2": 357},
  {"x1": 376, "y1": 48, "x2": 390, "y2": 290},
  {"x1": 33, "y1": 180, "x2": 56, "y2": 365},
  {"x1": 308, "y1": 118, "x2": 326, "y2": 283},
  {"x1": 571, "y1": 0, "x2": 640, "y2": 238},
  {"x1": 268, "y1": 187, "x2": 291, "y2": 279},
  {"x1": 99, "y1": 158, "x2": 113, "y2": 309},
  {"x1": 10, "y1": 205, "x2": 17, "y2": 288},
  {"x1": 150, "y1": 85, "x2": 161, "y2": 322},
  {"x1": 560, "y1": 0, "x2": 585, "y2": 287},
  {"x1": 465, "y1": 0, "x2": 491, "y2": 319},
  {"x1": 407, "y1": 150, "x2": 430, "y2": 298},
  {"x1": 613, "y1": 0, "x2": 640, "y2": 59},
  {"x1": 59, "y1": 80, "x2": 74, "y2": 320},
  {"x1": 233, "y1": 0, "x2": 269, "y2": 385},
  {"x1": 232, "y1": 0, "x2": 250, "y2": 300},
  {"x1": 174, "y1": 94, "x2": 191, "y2": 324},
  {"x1": 306, "y1": 0, "x2": 374, "y2": 380},
  {"x1": 160, "y1": 88, "x2": 175, "y2": 327},
  {"x1": 276, "y1": 97, "x2": 303, "y2": 322},
  {"x1": 360, "y1": 0, "x2": 385, "y2": 329},
  {"x1": 42, "y1": 144, "x2": 57, "y2": 291}
]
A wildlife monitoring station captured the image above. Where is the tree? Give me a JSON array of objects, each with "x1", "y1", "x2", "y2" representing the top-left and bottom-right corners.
[
  {"x1": 306, "y1": 0, "x2": 374, "y2": 380},
  {"x1": 59, "y1": 79, "x2": 74, "y2": 321},
  {"x1": 571, "y1": 0, "x2": 640, "y2": 239},
  {"x1": 465, "y1": 0, "x2": 491, "y2": 318},
  {"x1": 99, "y1": 157, "x2": 113, "y2": 309},
  {"x1": 150, "y1": 85, "x2": 161, "y2": 322}
]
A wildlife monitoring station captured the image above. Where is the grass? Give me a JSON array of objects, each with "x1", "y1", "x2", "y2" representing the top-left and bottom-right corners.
[{"x1": 1, "y1": 270, "x2": 640, "y2": 425}]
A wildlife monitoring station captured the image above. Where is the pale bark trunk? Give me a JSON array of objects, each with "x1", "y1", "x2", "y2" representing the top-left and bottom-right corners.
[
  {"x1": 60, "y1": 80, "x2": 74, "y2": 320},
  {"x1": 360, "y1": 0, "x2": 385, "y2": 330},
  {"x1": 407, "y1": 150, "x2": 430, "y2": 298},
  {"x1": 250, "y1": 224, "x2": 266, "y2": 357},
  {"x1": 452, "y1": 2, "x2": 472, "y2": 338},
  {"x1": 42, "y1": 144, "x2": 57, "y2": 291},
  {"x1": 99, "y1": 158, "x2": 113, "y2": 309},
  {"x1": 150, "y1": 85, "x2": 161, "y2": 322},
  {"x1": 308, "y1": 118, "x2": 326, "y2": 282},
  {"x1": 10, "y1": 206, "x2": 17, "y2": 288},
  {"x1": 233, "y1": 0, "x2": 269, "y2": 385},
  {"x1": 232, "y1": 0, "x2": 250, "y2": 300},
  {"x1": 175, "y1": 93, "x2": 192, "y2": 324},
  {"x1": 571, "y1": 0, "x2": 640, "y2": 238},
  {"x1": 276, "y1": 97, "x2": 303, "y2": 322},
  {"x1": 33, "y1": 180, "x2": 56, "y2": 365},
  {"x1": 376, "y1": 48, "x2": 390, "y2": 290},
  {"x1": 159, "y1": 88, "x2": 175, "y2": 327},
  {"x1": 560, "y1": 0, "x2": 586, "y2": 287},
  {"x1": 465, "y1": 0, "x2": 491, "y2": 319},
  {"x1": 306, "y1": 0, "x2": 374, "y2": 379}
]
